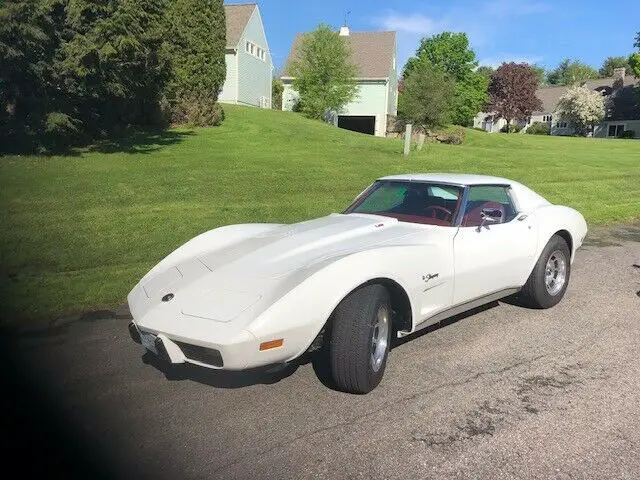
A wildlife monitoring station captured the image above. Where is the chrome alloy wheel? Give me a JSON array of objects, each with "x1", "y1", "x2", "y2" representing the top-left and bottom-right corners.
[
  {"x1": 371, "y1": 306, "x2": 390, "y2": 372},
  {"x1": 545, "y1": 250, "x2": 567, "y2": 296}
]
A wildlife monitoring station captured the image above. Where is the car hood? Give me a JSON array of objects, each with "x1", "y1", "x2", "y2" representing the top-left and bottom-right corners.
[
  {"x1": 198, "y1": 213, "x2": 417, "y2": 277},
  {"x1": 131, "y1": 214, "x2": 423, "y2": 324}
]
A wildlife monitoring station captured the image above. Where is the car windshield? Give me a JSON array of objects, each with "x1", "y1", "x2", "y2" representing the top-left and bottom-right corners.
[{"x1": 344, "y1": 181, "x2": 463, "y2": 226}]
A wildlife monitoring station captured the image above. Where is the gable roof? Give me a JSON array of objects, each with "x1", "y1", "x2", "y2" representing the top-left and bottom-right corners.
[
  {"x1": 281, "y1": 31, "x2": 396, "y2": 79},
  {"x1": 534, "y1": 75, "x2": 640, "y2": 120},
  {"x1": 224, "y1": 3, "x2": 256, "y2": 48},
  {"x1": 533, "y1": 85, "x2": 568, "y2": 114}
]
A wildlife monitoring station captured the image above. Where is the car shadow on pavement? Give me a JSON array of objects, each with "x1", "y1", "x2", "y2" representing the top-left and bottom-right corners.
[
  {"x1": 141, "y1": 351, "x2": 300, "y2": 389},
  {"x1": 140, "y1": 301, "x2": 506, "y2": 391},
  {"x1": 391, "y1": 301, "x2": 501, "y2": 349}
]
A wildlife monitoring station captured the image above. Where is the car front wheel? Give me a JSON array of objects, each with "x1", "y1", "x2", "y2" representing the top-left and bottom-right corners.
[
  {"x1": 324, "y1": 284, "x2": 392, "y2": 394},
  {"x1": 520, "y1": 234, "x2": 571, "y2": 308}
]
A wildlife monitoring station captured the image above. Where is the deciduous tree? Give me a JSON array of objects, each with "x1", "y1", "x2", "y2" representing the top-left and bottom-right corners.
[
  {"x1": 531, "y1": 64, "x2": 546, "y2": 85},
  {"x1": 599, "y1": 56, "x2": 631, "y2": 77},
  {"x1": 476, "y1": 66, "x2": 494, "y2": 83},
  {"x1": 629, "y1": 32, "x2": 640, "y2": 84},
  {"x1": 546, "y1": 59, "x2": 598, "y2": 85},
  {"x1": 404, "y1": 32, "x2": 487, "y2": 126},
  {"x1": 398, "y1": 59, "x2": 454, "y2": 129},
  {"x1": 486, "y1": 62, "x2": 542, "y2": 132},
  {"x1": 556, "y1": 85, "x2": 605, "y2": 136},
  {"x1": 290, "y1": 24, "x2": 358, "y2": 120},
  {"x1": 272, "y1": 78, "x2": 283, "y2": 110}
]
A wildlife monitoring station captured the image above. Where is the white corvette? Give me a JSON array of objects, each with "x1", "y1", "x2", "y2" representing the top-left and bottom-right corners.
[{"x1": 128, "y1": 173, "x2": 587, "y2": 393}]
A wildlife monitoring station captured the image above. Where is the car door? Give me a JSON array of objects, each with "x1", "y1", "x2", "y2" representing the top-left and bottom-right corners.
[{"x1": 452, "y1": 185, "x2": 537, "y2": 305}]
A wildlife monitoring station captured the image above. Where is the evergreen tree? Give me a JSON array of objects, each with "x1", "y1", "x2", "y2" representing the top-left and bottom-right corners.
[
  {"x1": 57, "y1": 0, "x2": 170, "y2": 132},
  {"x1": 0, "y1": 0, "x2": 63, "y2": 151},
  {"x1": 165, "y1": 0, "x2": 226, "y2": 125}
]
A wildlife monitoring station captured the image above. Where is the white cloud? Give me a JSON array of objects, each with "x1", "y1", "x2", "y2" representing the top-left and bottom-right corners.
[
  {"x1": 376, "y1": 12, "x2": 447, "y2": 35},
  {"x1": 373, "y1": 2, "x2": 551, "y2": 71}
]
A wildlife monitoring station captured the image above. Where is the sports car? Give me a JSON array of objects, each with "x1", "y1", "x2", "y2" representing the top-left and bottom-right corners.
[{"x1": 128, "y1": 173, "x2": 587, "y2": 393}]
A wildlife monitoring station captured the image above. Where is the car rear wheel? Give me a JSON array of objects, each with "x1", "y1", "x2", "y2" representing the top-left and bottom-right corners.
[
  {"x1": 322, "y1": 284, "x2": 392, "y2": 394},
  {"x1": 520, "y1": 234, "x2": 571, "y2": 309}
]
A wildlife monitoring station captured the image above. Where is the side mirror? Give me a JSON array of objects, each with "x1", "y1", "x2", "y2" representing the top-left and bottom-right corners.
[{"x1": 477, "y1": 208, "x2": 503, "y2": 231}]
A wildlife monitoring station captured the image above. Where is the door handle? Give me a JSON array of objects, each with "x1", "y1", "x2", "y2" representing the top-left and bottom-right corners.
[{"x1": 517, "y1": 214, "x2": 528, "y2": 221}]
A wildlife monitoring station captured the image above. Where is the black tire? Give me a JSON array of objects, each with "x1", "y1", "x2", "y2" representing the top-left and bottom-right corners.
[
  {"x1": 323, "y1": 284, "x2": 392, "y2": 394},
  {"x1": 520, "y1": 234, "x2": 571, "y2": 309}
]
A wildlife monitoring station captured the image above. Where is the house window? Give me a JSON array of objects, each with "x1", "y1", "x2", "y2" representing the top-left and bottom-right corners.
[
  {"x1": 556, "y1": 122, "x2": 568, "y2": 128},
  {"x1": 543, "y1": 115, "x2": 552, "y2": 122},
  {"x1": 608, "y1": 124, "x2": 625, "y2": 137},
  {"x1": 245, "y1": 41, "x2": 266, "y2": 61}
]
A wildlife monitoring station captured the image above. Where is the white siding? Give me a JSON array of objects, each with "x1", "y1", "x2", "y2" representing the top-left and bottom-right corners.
[
  {"x1": 282, "y1": 81, "x2": 298, "y2": 110},
  {"x1": 342, "y1": 81, "x2": 387, "y2": 116},
  {"x1": 218, "y1": 52, "x2": 238, "y2": 103},
  {"x1": 282, "y1": 80, "x2": 389, "y2": 136},
  {"x1": 236, "y1": 8, "x2": 272, "y2": 107}
]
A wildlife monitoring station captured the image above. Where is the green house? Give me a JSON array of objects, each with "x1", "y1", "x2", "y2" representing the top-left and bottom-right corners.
[
  {"x1": 220, "y1": 3, "x2": 273, "y2": 108},
  {"x1": 280, "y1": 26, "x2": 398, "y2": 137}
]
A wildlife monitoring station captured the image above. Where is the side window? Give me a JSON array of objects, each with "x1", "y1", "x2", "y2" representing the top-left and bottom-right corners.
[{"x1": 461, "y1": 186, "x2": 517, "y2": 227}]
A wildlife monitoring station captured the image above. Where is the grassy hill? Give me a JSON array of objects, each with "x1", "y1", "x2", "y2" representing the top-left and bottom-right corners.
[{"x1": 1, "y1": 104, "x2": 639, "y2": 320}]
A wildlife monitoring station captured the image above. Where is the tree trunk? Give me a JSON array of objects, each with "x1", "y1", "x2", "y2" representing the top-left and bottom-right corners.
[{"x1": 506, "y1": 118, "x2": 511, "y2": 133}]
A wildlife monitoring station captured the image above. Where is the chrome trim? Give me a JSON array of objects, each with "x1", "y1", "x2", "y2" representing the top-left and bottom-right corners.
[
  {"x1": 453, "y1": 185, "x2": 470, "y2": 227},
  {"x1": 397, "y1": 287, "x2": 521, "y2": 338}
]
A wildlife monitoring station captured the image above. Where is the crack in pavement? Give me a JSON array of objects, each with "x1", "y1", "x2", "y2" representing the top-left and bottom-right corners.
[
  {"x1": 213, "y1": 321, "x2": 630, "y2": 475},
  {"x1": 211, "y1": 354, "x2": 547, "y2": 474}
]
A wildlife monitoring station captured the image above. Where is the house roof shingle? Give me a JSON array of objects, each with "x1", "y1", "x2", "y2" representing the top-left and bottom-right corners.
[
  {"x1": 281, "y1": 30, "x2": 396, "y2": 79},
  {"x1": 224, "y1": 3, "x2": 256, "y2": 48},
  {"x1": 534, "y1": 75, "x2": 640, "y2": 120}
]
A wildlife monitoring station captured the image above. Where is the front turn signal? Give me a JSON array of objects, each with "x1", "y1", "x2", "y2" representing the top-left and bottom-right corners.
[{"x1": 259, "y1": 339, "x2": 284, "y2": 351}]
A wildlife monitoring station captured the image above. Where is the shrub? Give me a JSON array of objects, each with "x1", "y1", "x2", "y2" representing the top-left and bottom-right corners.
[
  {"x1": 172, "y1": 94, "x2": 225, "y2": 126},
  {"x1": 620, "y1": 130, "x2": 635, "y2": 139},
  {"x1": 500, "y1": 123, "x2": 518, "y2": 133},
  {"x1": 526, "y1": 121, "x2": 550, "y2": 135},
  {"x1": 433, "y1": 126, "x2": 465, "y2": 145}
]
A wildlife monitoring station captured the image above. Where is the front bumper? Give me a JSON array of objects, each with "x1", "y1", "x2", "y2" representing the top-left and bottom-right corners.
[{"x1": 128, "y1": 321, "x2": 260, "y2": 369}]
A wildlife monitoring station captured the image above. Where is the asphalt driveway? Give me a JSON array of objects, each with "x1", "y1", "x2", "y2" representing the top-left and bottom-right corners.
[{"x1": 3, "y1": 237, "x2": 640, "y2": 479}]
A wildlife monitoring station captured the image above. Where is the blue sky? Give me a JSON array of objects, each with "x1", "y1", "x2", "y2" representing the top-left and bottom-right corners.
[{"x1": 255, "y1": 0, "x2": 639, "y2": 73}]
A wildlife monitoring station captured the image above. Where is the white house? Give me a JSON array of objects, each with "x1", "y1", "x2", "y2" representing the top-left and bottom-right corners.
[
  {"x1": 474, "y1": 68, "x2": 640, "y2": 138},
  {"x1": 219, "y1": 3, "x2": 273, "y2": 108},
  {"x1": 280, "y1": 26, "x2": 397, "y2": 137}
]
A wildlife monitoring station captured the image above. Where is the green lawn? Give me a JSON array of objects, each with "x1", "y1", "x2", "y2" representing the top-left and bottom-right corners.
[{"x1": 1, "y1": 105, "x2": 639, "y2": 321}]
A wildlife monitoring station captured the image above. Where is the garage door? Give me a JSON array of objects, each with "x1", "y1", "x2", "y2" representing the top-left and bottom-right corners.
[{"x1": 337, "y1": 116, "x2": 376, "y2": 135}]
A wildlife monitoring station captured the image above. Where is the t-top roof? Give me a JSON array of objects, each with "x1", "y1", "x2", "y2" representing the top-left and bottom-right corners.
[
  {"x1": 281, "y1": 31, "x2": 396, "y2": 79},
  {"x1": 378, "y1": 173, "x2": 513, "y2": 186}
]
